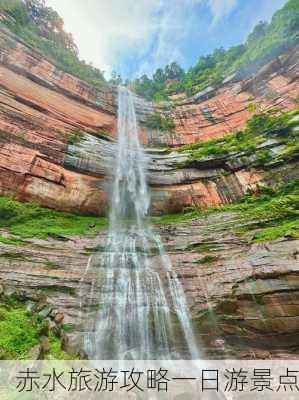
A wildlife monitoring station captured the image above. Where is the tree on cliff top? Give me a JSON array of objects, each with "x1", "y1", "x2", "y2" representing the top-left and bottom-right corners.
[
  {"x1": 25, "y1": 0, "x2": 78, "y2": 54},
  {"x1": 0, "y1": 0, "x2": 106, "y2": 87},
  {"x1": 132, "y1": 0, "x2": 299, "y2": 101},
  {"x1": 232, "y1": 0, "x2": 299, "y2": 74}
]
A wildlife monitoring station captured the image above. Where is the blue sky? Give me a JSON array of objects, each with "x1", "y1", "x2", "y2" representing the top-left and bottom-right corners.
[{"x1": 45, "y1": 0, "x2": 287, "y2": 79}]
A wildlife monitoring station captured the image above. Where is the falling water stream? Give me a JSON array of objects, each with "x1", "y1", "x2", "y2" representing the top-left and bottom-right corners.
[{"x1": 82, "y1": 87, "x2": 199, "y2": 360}]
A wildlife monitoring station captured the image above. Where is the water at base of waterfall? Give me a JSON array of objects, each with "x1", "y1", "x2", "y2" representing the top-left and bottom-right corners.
[{"x1": 81, "y1": 86, "x2": 199, "y2": 360}]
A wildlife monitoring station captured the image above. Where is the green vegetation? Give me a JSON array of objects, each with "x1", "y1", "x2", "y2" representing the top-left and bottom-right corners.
[
  {"x1": 0, "y1": 252, "x2": 26, "y2": 260},
  {"x1": 281, "y1": 117, "x2": 299, "y2": 159},
  {"x1": 0, "y1": 236, "x2": 27, "y2": 246},
  {"x1": 0, "y1": 197, "x2": 107, "y2": 238},
  {"x1": 229, "y1": 180, "x2": 299, "y2": 241},
  {"x1": 132, "y1": 0, "x2": 299, "y2": 101},
  {"x1": 44, "y1": 260, "x2": 60, "y2": 270},
  {"x1": 194, "y1": 255, "x2": 218, "y2": 264},
  {"x1": 67, "y1": 130, "x2": 84, "y2": 145},
  {"x1": 133, "y1": 62, "x2": 185, "y2": 101},
  {"x1": 252, "y1": 220, "x2": 299, "y2": 242},
  {"x1": 153, "y1": 179, "x2": 299, "y2": 243},
  {"x1": 232, "y1": 0, "x2": 299, "y2": 75},
  {"x1": 1, "y1": 0, "x2": 297, "y2": 100},
  {"x1": 61, "y1": 323, "x2": 75, "y2": 333},
  {"x1": 132, "y1": 44, "x2": 245, "y2": 100},
  {"x1": 0, "y1": 296, "x2": 71, "y2": 359},
  {"x1": 0, "y1": 0, "x2": 105, "y2": 88},
  {"x1": 46, "y1": 332, "x2": 72, "y2": 360},
  {"x1": 151, "y1": 210, "x2": 200, "y2": 225},
  {"x1": 178, "y1": 108, "x2": 297, "y2": 161},
  {"x1": 0, "y1": 300, "x2": 42, "y2": 359},
  {"x1": 145, "y1": 112, "x2": 175, "y2": 131}
]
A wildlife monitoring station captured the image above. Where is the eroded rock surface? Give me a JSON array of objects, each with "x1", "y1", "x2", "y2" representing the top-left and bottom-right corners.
[
  {"x1": 151, "y1": 47, "x2": 299, "y2": 146},
  {"x1": 0, "y1": 211, "x2": 298, "y2": 358},
  {"x1": 161, "y1": 214, "x2": 299, "y2": 358},
  {"x1": 0, "y1": 27, "x2": 298, "y2": 214}
]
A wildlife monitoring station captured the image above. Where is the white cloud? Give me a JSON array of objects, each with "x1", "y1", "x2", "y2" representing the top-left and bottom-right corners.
[
  {"x1": 45, "y1": 0, "x2": 238, "y2": 78},
  {"x1": 135, "y1": 0, "x2": 199, "y2": 77},
  {"x1": 208, "y1": 0, "x2": 237, "y2": 23}
]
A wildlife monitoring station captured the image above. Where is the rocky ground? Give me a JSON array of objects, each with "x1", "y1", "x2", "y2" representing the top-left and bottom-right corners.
[{"x1": 0, "y1": 209, "x2": 298, "y2": 359}]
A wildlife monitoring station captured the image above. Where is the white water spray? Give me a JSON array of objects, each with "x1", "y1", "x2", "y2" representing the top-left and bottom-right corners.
[{"x1": 82, "y1": 87, "x2": 199, "y2": 359}]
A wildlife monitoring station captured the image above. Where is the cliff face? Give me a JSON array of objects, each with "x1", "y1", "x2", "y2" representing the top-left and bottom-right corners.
[
  {"x1": 0, "y1": 28, "x2": 116, "y2": 214},
  {"x1": 1, "y1": 213, "x2": 298, "y2": 358},
  {"x1": 0, "y1": 27, "x2": 298, "y2": 215},
  {"x1": 149, "y1": 47, "x2": 299, "y2": 146},
  {"x1": 0, "y1": 26, "x2": 299, "y2": 360}
]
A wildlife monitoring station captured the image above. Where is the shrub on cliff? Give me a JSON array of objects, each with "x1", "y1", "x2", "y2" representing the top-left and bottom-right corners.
[
  {"x1": 232, "y1": 0, "x2": 299, "y2": 75},
  {"x1": 145, "y1": 112, "x2": 175, "y2": 131}
]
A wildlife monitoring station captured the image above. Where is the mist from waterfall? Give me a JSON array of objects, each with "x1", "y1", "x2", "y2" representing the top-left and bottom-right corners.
[{"x1": 82, "y1": 86, "x2": 199, "y2": 360}]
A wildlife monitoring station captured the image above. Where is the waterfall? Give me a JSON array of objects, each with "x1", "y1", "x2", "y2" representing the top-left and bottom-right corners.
[{"x1": 82, "y1": 86, "x2": 199, "y2": 360}]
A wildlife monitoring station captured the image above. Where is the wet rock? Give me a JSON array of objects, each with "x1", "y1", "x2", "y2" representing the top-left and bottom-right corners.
[
  {"x1": 40, "y1": 336, "x2": 50, "y2": 353},
  {"x1": 26, "y1": 301, "x2": 36, "y2": 314},
  {"x1": 62, "y1": 333, "x2": 84, "y2": 357},
  {"x1": 46, "y1": 318, "x2": 59, "y2": 335},
  {"x1": 1, "y1": 210, "x2": 299, "y2": 358},
  {"x1": 38, "y1": 305, "x2": 52, "y2": 318},
  {"x1": 27, "y1": 344, "x2": 42, "y2": 360},
  {"x1": 3, "y1": 287, "x2": 16, "y2": 297},
  {"x1": 54, "y1": 313, "x2": 64, "y2": 324},
  {"x1": 50, "y1": 309, "x2": 58, "y2": 318},
  {"x1": 39, "y1": 319, "x2": 50, "y2": 337}
]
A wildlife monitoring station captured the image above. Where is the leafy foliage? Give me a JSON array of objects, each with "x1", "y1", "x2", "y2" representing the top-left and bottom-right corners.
[
  {"x1": 131, "y1": 0, "x2": 299, "y2": 101},
  {"x1": 46, "y1": 332, "x2": 73, "y2": 360},
  {"x1": 132, "y1": 62, "x2": 185, "y2": 101},
  {"x1": 145, "y1": 112, "x2": 175, "y2": 131},
  {"x1": 0, "y1": 0, "x2": 105, "y2": 88},
  {"x1": 232, "y1": 0, "x2": 299, "y2": 75}
]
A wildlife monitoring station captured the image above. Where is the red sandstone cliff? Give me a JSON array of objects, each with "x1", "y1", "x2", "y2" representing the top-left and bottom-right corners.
[
  {"x1": 0, "y1": 27, "x2": 117, "y2": 214},
  {"x1": 0, "y1": 27, "x2": 298, "y2": 215},
  {"x1": 0, "y1": 26, "x2": 299, "y2": 360},
  {"x1": 148, "y1": 48, "x2": 299, "y2": 146}
]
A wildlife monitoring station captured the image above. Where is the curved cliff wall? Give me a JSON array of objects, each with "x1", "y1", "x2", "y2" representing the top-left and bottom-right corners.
[
  {"x1": 0, "y1": 27, "x2": 298, "y2": 215},
  {"x1": 148, "y1": 46, "x2": 299, "y2": 146}
]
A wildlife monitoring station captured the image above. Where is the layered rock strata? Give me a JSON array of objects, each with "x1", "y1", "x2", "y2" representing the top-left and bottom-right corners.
[
  {"x1": 0, "y1": 212, "x2": 298, "y2": 358},
  {"x1": 151, "y1": 45, "x2": 299, "y2": 146},
  {"x1": 0, "y1": 27, "x2": 298, "y2": 214}
]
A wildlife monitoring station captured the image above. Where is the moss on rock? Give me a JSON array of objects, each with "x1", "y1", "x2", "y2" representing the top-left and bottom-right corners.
[
  {"x1": 0, "y1": 299, "x2": 43, "y2": 359},
  {"x1": 0, "y1": 196, "x2": 107, "y2": 239}
]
